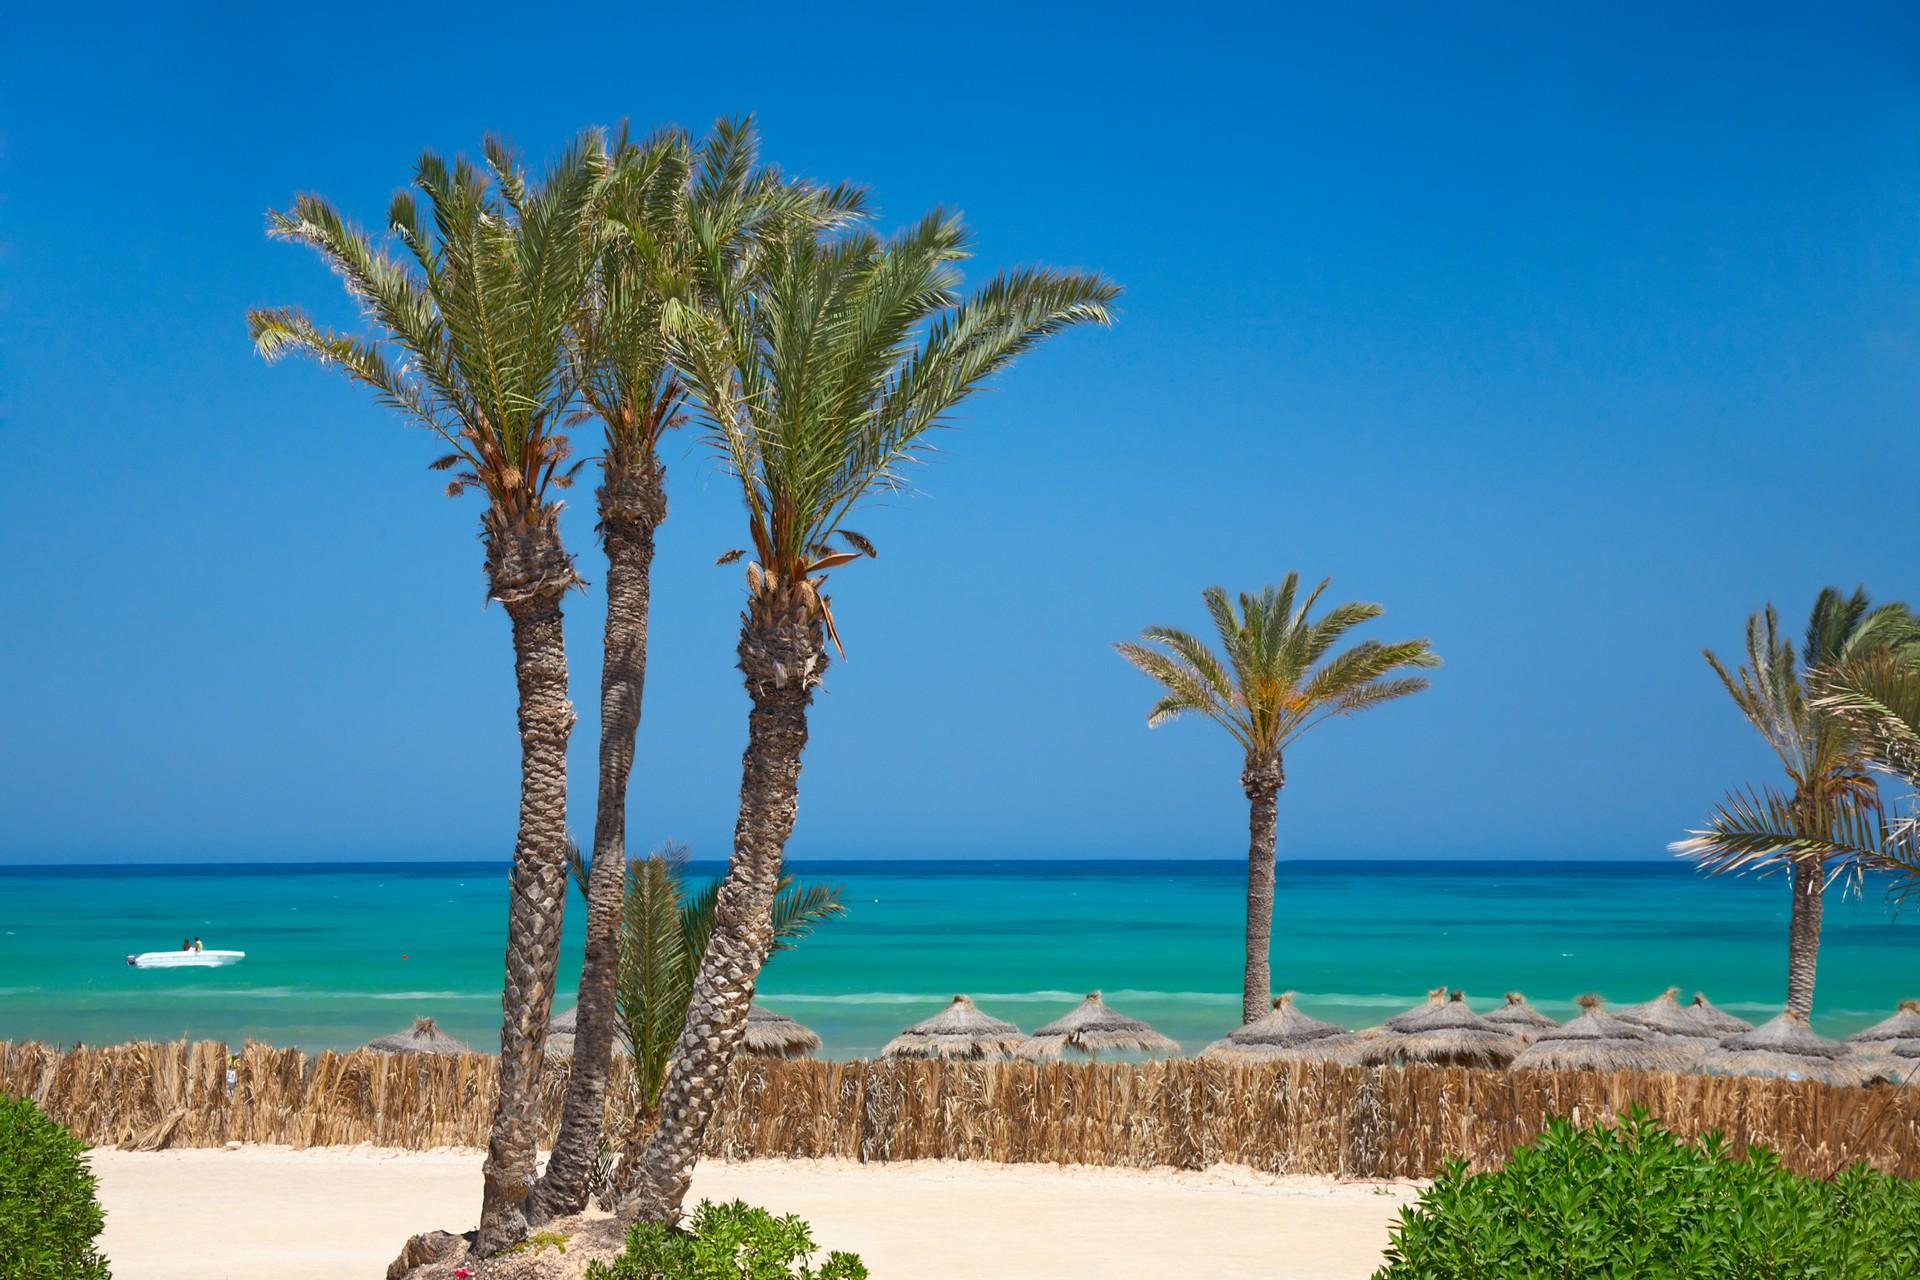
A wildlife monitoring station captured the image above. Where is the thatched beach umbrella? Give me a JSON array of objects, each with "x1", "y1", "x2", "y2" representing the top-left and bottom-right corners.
[
  {"x1": 1685, "y1": 993, "x2": 1752, "y2": 1037},
  {"x1": 1510, "y1": 995, "x2": 1695, "y2": 1074},
  {"x1": 743, "y1": 1004, "x2": 820, "y2": 1059},
  {"x1": 1018, "y1": 992, "x2": 1180, "y2": 1060},
  {"x1": 1201, "y1": 993, "x2": 1363, "y2": 1064},
  {"x1": 883, "y1": 996, "x2": 1023, "y2": 1060},
  {"x1": 365, "y1": 1016, "x2": 470, "y2": 1056},
  {"x1": 1484, "y1": 992, "x2": 1558, "y2": 1041},
  {"x1": 1702, "y1": 1012, "x2": 1876, "y2": 1086},
  {"x1": 1846, "y1": 1000, "x2": 1920, "y2": 1049},
  {"x1": 1384, "y1": 987, "x2": 1450, "y2": 1030},
  {"x1": 1359, "y1": 990, "x2": 1519, "y2": 1069},
  {"x1": 1615, "y1": 988, "x2": 1719, "y2": 1043}
]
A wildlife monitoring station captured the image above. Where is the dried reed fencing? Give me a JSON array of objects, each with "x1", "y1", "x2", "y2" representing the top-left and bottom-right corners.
[{"x1": 4, "y1": 1041, "x2": 1917, "y2": 1178}]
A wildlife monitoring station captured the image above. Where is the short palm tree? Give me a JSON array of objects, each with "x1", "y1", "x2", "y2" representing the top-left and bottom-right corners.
[
  {"x1": 616, "y1": 211, "x2": 1117, "y2": 1222},
  {"x1": 1674, "y1": 588, "x2": 1917, "y2": 1017},
  {"x1": 533, "y1": 120, "x2": 864, "y2": 1222},
  {"x1": 593, "y1": 843, "x2": 844, "y2": 1116},
  {"x1": 247, "y1": 135, "x2": 604, "y2": 1255},
  {"x1": 1117, "y1": 578, "x2": 1439, "y2": 1023}
]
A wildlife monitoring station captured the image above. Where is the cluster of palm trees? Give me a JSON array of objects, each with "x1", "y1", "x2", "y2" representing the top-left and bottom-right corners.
[
  {"x1": 244, "y1": 113, "x2": 1913, "y2": 1260},
  {"x1": 250, "y1": 119, "x2": 1116, "y2": 1254},
  {"x1": 1677, "y1": 588, "x2": 1920, "y2": 1018}
]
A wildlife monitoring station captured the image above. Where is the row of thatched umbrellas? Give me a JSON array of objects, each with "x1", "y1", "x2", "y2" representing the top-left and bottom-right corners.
[
  {"x1": 1204, "y1": 987, "x2": 1920, "y2": 1087},
  {"x1": 361, "y1": 989, "x2": 1920, "y2": 1086}
]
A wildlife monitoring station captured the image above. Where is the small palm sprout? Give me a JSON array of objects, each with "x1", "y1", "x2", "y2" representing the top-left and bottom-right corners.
[{"x1": 1118, "y1": 576, "x2": 1438, "y2": 1023}]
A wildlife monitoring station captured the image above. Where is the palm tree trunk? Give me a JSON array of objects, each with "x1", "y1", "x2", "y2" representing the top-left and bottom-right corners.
[
  {"x1": 532, "y1": 462, "x2": 665, "y2": 1222},
  {"x1": 617, "y1": 585, "x2": 825, "y2": 1224},
  {"x1": 476, "y1": 524, "x2": 578, "y2": 1258},
  {"x1": 1785, "y1": 856, "x2": 1824, "y2": 1018},
  {"x1": 1240, "y1": 753, "x2": 1285, "y2": 1024}
]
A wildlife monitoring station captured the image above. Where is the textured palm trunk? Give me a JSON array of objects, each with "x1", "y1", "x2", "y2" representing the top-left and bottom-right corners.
[
  {"x1": 532, "y1": 462, "x2": 666, "y2": 1222},
  {"x1": 617, "y1": 584, "x2": 825, "y2": 1224},
  {"x1": 1785, "y1": 856, "x2": 1824, "y2": 1018},
  {"x1": 476, "y1": 522, "x2": 578, "y2": 1257},
  {"x1": 1240, "y1": 753, "x2": 1285, "y2": 1025}
]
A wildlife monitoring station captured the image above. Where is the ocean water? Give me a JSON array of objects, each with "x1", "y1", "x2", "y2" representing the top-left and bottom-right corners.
[{"x1": 0, "y1": 860, "x2": 1914, "y2": 1056}]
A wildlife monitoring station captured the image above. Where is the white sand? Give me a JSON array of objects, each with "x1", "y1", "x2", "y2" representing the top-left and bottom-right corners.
[{"x1": 93, "y1": 1146, "x2": 1418, "y2": 1279}]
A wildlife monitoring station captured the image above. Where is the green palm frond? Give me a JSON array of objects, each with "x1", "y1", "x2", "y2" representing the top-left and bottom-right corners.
[
  {"x1": 1672, "y1": 784, "x2": 1894, "y2": 896},
  {"x1": 615, "y1": 848, "x2": 692, "y2": 1108},
  {"x1": 1815, "y1": 653, "x2": 1920, "y2": 789},
  {"x1": 768, "y1": 879, "x2": 848, "y2": 952},
  {"x1": 581, "y1": 118, "x2": 868, "y2": 478},
  {"x1": 1119, "y1": 577, "x2": 1438, "y2": 761},
  {"x1": 250, "y1": 132, "x2": 608, "y2": 529},
  {"x1": 1700, "y1": 590, "x2": 1919, "y2": 834},
  {"x1": 668, "y1": 198, "x2": 1115, "y2": 616},
  {"x1": 677, "y1": 874, "x2": 721, "y2": 976},
  {"x1": 616, "y1": 843, "x2": 847, "y2": 1106}
]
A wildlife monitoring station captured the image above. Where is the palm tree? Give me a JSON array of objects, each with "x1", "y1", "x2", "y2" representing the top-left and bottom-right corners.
[
  {"x1": 1675, "y1": 588, "x2": 1917, "y2": 1017},
  {"x1": 615, "y1": 211, "x2": 1117, "y2": 1222},
  {"x1": 247, "y1": 136, "x2": 604, "y2": 1255},
  {"x1": 602, "y1": 843, "x2": 844, "y2": 1119},
  {"x1": 1117, "y1": 578, "x2": 1439, "y2": 1023},
  {"x1": 532, "y1": 119, "x2": 864, "y2": 1222},
  {"x1": 1681, "y1": 649, "x2": 1920, "y2": 903}
]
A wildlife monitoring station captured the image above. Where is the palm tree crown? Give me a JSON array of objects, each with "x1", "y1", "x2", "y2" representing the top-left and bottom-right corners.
[
  {"x1": 669, "y1": 209, "x2": 1119, "y2": 646},
  {"x1": 1680, "y1": 588, "x2": 1919, "y2": 879},
  {"x1": 1701, "y1": 589, "x2": 1915, "y2": 817},
  {"x1": 248, "y1": 134, "x2": 606, "y2": 589},
  {"x1": 1116, "y1": 575, "x2": 1440, "y2": 762},
  {"x1": 581, "y1": 118, "x2": 868, "y2": 483}
]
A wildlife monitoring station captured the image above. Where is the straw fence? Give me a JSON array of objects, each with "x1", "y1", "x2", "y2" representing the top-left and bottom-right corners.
[{"x1": 4, "y1": 1040, "x2": 1916, "y2": 1177}]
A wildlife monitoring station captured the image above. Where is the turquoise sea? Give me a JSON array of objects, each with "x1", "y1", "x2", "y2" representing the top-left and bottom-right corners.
[{"x1": 1, "y1": 860, "x2": 1915, "y2": 1056}]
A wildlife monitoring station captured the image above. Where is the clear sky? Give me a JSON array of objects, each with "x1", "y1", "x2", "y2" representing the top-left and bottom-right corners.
[{"x1": 4, "y1": 3, "x2": 1918, "y2": 863}]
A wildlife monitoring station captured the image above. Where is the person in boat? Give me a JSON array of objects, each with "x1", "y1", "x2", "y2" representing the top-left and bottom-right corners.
[
  {"x1": 192, "y1": 937, "x2": 204, "y2": 952},
  {"x1": 181, "y1": 938, "x2": 193, "y2": 950}
]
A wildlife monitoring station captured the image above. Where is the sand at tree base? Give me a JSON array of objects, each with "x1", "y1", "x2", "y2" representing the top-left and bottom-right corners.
[{"x1": 92, "y1": 1146, "x2": 1419, "y2": 1279}]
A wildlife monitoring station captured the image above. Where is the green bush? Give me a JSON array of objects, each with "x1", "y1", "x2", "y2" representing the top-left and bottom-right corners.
[
  {"x1": 587, "y1": 1199, "x2": 866, "y2": 1280},
  {"x1": 1376, "y1": 1106, "x2": 1920, "y2": 1279},
  {"x1": 0, "y1": 1095, "x2": 111, "y2": 1280}
]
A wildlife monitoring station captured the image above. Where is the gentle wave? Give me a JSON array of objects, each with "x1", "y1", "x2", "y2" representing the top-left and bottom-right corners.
[
  {"x1": 0, "y1": 987, "x2": 42, "y2": 997},
  {"x1": 763, "y1": 990, "x2": 1236, "y2": 1006}
]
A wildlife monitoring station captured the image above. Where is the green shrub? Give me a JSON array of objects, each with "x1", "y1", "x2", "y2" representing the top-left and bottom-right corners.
[
  {"x1": 0, "y1": 1095, "x2": 111, "y2": 1280},
  {"x1": 1375, "y1": 1106, "x2": 1920, "y2": 1279},
  {"x1": 587, "y1": 1199, "x2": 866, "y2": 1280}
]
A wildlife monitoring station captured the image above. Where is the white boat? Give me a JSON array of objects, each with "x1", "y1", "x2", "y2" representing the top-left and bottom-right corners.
[{"x1": 127, "y1": 950, "x2": 245, "y2": 969}]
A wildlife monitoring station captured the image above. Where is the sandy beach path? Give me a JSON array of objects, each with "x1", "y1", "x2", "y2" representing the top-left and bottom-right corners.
[{"x1": 93, "y1": 1147, "x2": 1418, "y2": 1279}]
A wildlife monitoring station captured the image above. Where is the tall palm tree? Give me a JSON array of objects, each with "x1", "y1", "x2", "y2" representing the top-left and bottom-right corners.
[
  {"x1": 1675, "y1": 588, "x2": 1917, "y2": 1017},
  {"x1": 1117, "y1": 578, "x2": 1439, "y2": 1023},
  {"x1": 532, "y1": 120, "x2": 865, "y2": 1222},
  {"x1": 248, "y1": 136, "x2": 604, "y2": 1255},
  {"x1": 615, "y1": 211, "x2": 1117, "y2": 1222}
]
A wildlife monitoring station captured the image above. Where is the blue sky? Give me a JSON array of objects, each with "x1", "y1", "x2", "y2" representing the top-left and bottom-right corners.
[{"x1": 3, "y1": 3, "x2": 1918, "y2": 863}]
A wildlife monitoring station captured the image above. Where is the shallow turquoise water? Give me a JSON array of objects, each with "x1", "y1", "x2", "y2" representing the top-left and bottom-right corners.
[{"x1": 1, "y1": 860, "x2": 1914, "y2": 1055}]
